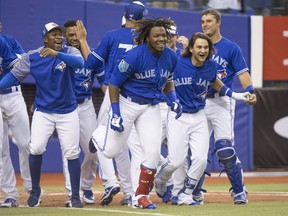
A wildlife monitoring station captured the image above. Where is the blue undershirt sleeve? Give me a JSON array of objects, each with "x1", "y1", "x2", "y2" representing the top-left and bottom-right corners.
[
  {"x1": 57, "y1": 52, "x2": 84, "y2": 69},
  {"x1": 0, "y1": 73, "x2": 19, "y2": 90}
]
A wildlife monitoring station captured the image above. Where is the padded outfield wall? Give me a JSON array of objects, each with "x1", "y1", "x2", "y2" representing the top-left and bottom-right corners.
[{"x1": 0, "y1": 0, "x2": 252, "y2": 172}]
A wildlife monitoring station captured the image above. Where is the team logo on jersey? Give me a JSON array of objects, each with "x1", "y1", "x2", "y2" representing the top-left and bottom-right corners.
[
  {"x1": 198, "y1": 90, "x2": 207, "y2": 101},
  {"x1": 217, "y1": 69, "x2": 227, "y2": 79},
  {"x1": 55, "y1": 61, "x2": 66, "y2": 72},
  {"x1": 118, "y1": 59, "x2": 129, "y2": 73},
  {"x1": 80, "y1": 78, "x2": 92, "y2": 91}
]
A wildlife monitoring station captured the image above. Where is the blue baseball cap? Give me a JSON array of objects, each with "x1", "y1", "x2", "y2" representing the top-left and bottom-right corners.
[
  {"x1": 42, "y1": 22, "x2": 64, "y2": 38},
  {"x1": 124, "y1": 1, "x2": 148, "y2": 21}
]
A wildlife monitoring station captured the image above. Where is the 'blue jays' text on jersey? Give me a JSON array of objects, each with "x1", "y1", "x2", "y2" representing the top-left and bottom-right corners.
[
  {"x1": 90, "y1": 27, "x2": 138, "y2": 85},
  {"x1": 11, "y1": 46, "x2": 83, "y2": 114},
  {"x1": 74, "y1": 46, "x2": 104, "y2": 101},
  {"x1": 0, "y1": 34, "x2": 25, "y2": 86},
  {"x1": 208, "y1": 37, "x2": 249, "y2": 94},
  {"x1": 174, "y1": 56, "x2": 217, "y2": 113},
  {"x1": 109, "y1": 43, "x2": 178, "y2": 104},
  {"x1": 0, "y1": 36, "x2": 18, "y2": 76}
]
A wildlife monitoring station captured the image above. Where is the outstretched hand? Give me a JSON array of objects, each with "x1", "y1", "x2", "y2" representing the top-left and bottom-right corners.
[
  {"x1": 231, "y1": 92, "x2": 252, "y2": 101},
  {"x1": 75, "y1": 20, "x2": 87, "y2": 42},
  {"x1": 40, "y1": 47, "x2": 58, "y2": 57}
]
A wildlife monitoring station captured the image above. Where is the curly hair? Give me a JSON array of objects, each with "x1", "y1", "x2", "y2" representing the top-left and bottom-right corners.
[
  {"x1": 182, "y1": 32, "x2": 215, "y2": 60},
  {"x1": 134, "y1": 18, "x2": 176, "y2": 45}
]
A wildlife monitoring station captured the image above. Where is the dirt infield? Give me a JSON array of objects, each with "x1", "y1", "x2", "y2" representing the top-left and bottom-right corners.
[{"x1": 4, "y1": 173, "x2": 288, "y2": 207}]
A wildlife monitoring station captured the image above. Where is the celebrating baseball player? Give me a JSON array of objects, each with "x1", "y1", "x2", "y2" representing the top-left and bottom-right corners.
[
  {"x1": 0, "y1": 22, "x2": 84, "y2": 208},
  {"x1": 88, "y1": 17, "x2": 182, "y2": 209},
  {"x1": 155, "y1": 32, "x2": 251, "y2": 205},
  {"x1": 76, "y1": 1, "x2": 149, "y2": 206},
  {"x1": 199, "y1": 8, "x2": 257, "y2": 204},
  {"x1": 0, "y1": 35, "x2": 20, "y2": 201},
  {"x1": 0, "y1": 25, "x2": 32, "y2": 208},
  {"x1": 62, "y1": 19, "x2": 122, "y2": 206}
]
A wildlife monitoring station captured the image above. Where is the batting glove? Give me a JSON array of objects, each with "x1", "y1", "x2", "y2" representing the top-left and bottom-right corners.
[
  {"x1": 231, "y1": 92, "x2": 252, "y2": 101},
  {"x1": 110, "y1": 102, "x2": 124, "y2": 132},
  {"x1": 171, "y1": 101, "x2": 183, "y2": 119},
  {"x1": 166, "y1": 90, "x2": 183, "y2": 119}
]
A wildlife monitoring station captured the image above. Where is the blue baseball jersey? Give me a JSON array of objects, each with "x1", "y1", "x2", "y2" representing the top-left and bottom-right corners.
[
  {"x1": 158, "y1": 47, "x2": 184, "y2": 102},
  {"x1": 174, "y1": 56, "x2": 217, "y2": 113},
  {"x1": 91, "y1": 27, "x2": 138, "y2": 85},
  {"x1": 0, "y1": 34, "x2": 25, "y2": 55},
  {"x1": 110, "y1": 43, "x2": 178, "y2": 104},
  {"x1": 74, "y1": 46, "x2": 104, "y2": 101},
  {"x1": 0, "y1": 36, "x2": 18, "y2": 76},
  {"x1": 0, "y1": 34, "x2": 25, "y2": 86},
  {"x1": 11, "y1": 46, "x2": 82, "y2": 114},
  {"x1": 208, "y1": 37, "x2": 248, "y2": 94}
]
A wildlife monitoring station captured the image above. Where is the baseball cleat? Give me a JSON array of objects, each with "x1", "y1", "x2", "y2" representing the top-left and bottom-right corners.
[
  {"x1": 27, "y1": 187, "x2": 44, "y2": 207},
  {"x1": 233, "y1": 192, "x2": 248, "y2": 205},
  {"x1": 120, "y1": 194, "x2": 132, "y2": 206},
  {"x1": 133, "y1": 194, "x2": 156, "y2": 209},
  {"x1": 193, "y1": 191, "x2": 204, "y2": 205},
  {"x1": 71, "y1": 198, "x2": 84, "y2": 208},
  {"x1": 162, "y1": 184, "x2": 173, "y2": 203},
  {"x1": 177, "y1": 191, "x2": 201, "y2": 206},
  {"x1": 83, "y1": 190, "x2": 95, "y2": 204},
  {"x1": 171, "y1": 196, "x2": 178, "y2": 205},
  {"x1": 88, "y1": 138, "x2": 97, "y2": 153},
  {"x1": 0, "y1": 198, "x2": 19, "y2": 208},
  {"x1": 100, "y1": 185, "x2": 121, "y2": 206}
]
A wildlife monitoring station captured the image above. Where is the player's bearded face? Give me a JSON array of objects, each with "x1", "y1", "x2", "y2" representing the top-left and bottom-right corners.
[
  {"x1": 44, "y1": 29, "x2": 63, "y2": 51},
  {"x1": 147, "y1": 26, "x2": 167, "y2": 55}
]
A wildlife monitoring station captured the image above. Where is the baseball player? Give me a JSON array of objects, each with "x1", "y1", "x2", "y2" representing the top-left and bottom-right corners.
[
  {"x1": 0, "y1": 35, "x2": 19, "y2": 200},
  {"x1": 76, "y1": 1, "x2": 149, "y2": 206},
  {"x1": 155, "y1": 32, "x2": 251, "y2": 205},
  {"x1": 62, "y1": 20, "x2": 121, "y2": 206},
  {"x1": 0, "y1": 22, "x2": 84, "y2": 208},
  {"x1": 199, "y1": 8, "x2": 257, "y2": 204},
  {"x1": 160, "y1": 24, "x2": 190, "y2": 204},
  {"x1": 89, "y1": 18, "x2": 183, "y2": 209},
  {"x1": 0, "y1": 28, "x2": 31, "y2": 208}
]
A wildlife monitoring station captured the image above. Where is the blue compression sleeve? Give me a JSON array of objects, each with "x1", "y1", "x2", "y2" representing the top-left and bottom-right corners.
[
  {"x1": 0, "y1": 73, "x2": 19, "y2": 90},
  {"x1": 57, "y1": 52, "x2": 84, "y2": 68}
]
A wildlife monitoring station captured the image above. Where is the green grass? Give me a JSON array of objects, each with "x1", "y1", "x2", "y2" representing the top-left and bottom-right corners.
[
  {"x1": 1, "y1": 180, "x2": 287, "y2": 216},
  {"x1": 205, "y1": 182, "x2": 288, "y2": 192},
  {"x1": 1, "y1": 202, "x2": 287, "y2": 216}
]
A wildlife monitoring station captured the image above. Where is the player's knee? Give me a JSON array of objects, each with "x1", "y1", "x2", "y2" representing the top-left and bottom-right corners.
[
  {"x1": 172, "y1": 158, "x2": 186, "y2": 169},
  {"x1": 64, "y1": 148, "x2": 80, "y2": 160},
  {"x1": 29, "y1": 147, "x2": 45, "y2": 155},
  {"x1": 215, "y1": 139, "x2": 236, "y2": 166}
]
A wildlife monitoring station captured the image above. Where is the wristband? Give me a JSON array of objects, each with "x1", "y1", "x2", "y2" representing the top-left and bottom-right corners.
[
  {"x1": 245, "y1": 85, "x2": 255, "y2": 94},
  {"x1": 220, "y1": 85, "x2": 233, "y2": 97},
  {"x1": 167, "y1": 90, "x2": 177, "y2": 102},
  {"x1": 111, "y1": 102, "x2": 120, "y2": 116}
]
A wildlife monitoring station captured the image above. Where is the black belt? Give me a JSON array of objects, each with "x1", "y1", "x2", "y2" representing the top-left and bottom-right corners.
[
  {"x1": 0, "y1": 86, "x2": 20, "y2": 94},
  {"x1": 182, "y1": 109, "x2": 199, "y2": 114},
  {"x1": 77, "y1": 96, "x2": 91, "y2": 104},
  {"x1": 121, "y1": 93, "x2": 151, "y2": 105},
  {"x1": 206, "y1": 93, "x2": 224, "y2": 98}
]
